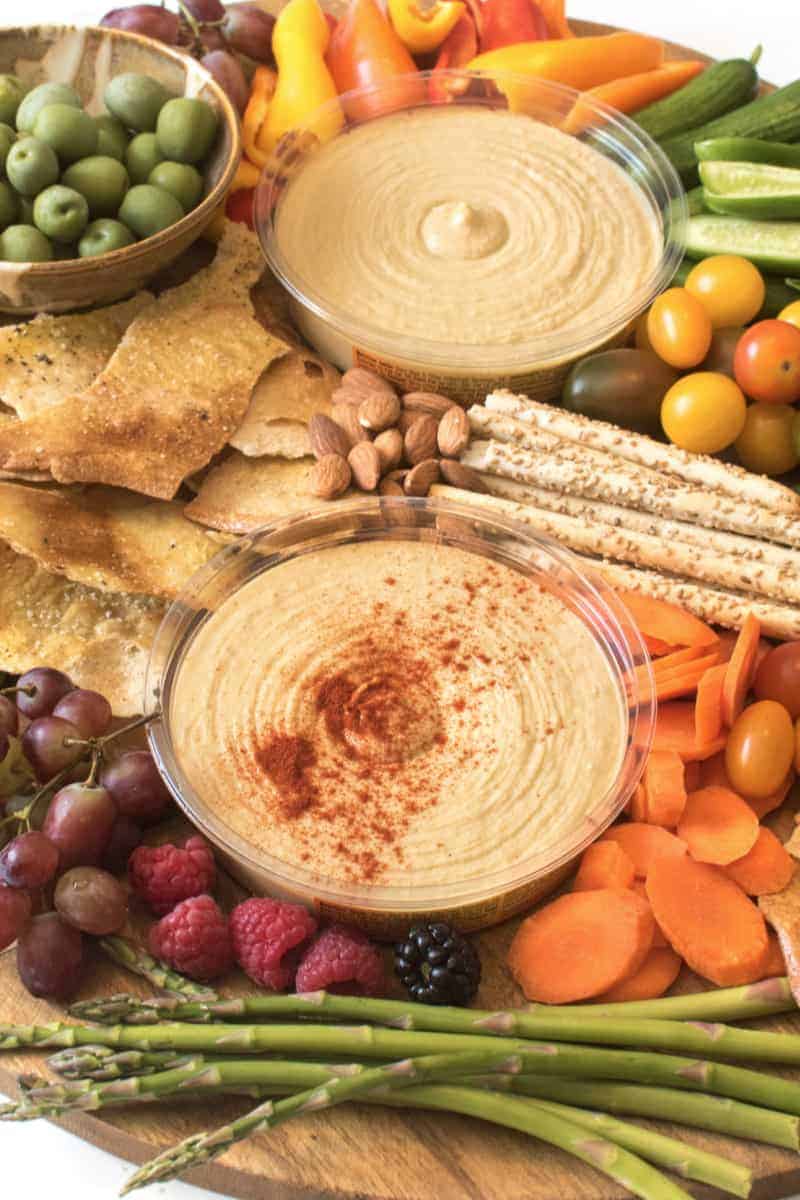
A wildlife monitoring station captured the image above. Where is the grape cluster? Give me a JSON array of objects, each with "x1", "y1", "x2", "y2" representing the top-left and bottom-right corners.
[
  {"x1": 100, "y1": 2, "x2": 276, "y2": 114},
  {"x1": 0, "y1": 666, "x2": 172, "y2": 1000}
]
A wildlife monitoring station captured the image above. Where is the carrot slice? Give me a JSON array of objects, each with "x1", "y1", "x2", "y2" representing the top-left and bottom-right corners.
[
  {"x1": 695, "y1": 663, "x2": 727, "y2": 746},
  {"x1": 646, "y1": 854, "x2": 769, "y2": 986},
  {"x1": 758, "y1": 931, "x2": 785, "y2": 979},
  {"x1": 652, "y1": 645, "x2": 716, "y2": 674},
  {"x1": 616, "y1": 590, "x2": 719, "y2": 652},
  {"x1": 594, "y1": 946, "x2": 682, "y2": 1003},
  {"x1": 631, "y1": 879, "x2": 668, "y2": 947},
  {"x1": 601, "y1": 823, "x2": 687, "y2": 879},
  {"x1": 698, "y1": 750, "x2": 730, "y2": 790},
  {"x1": 507, "y1": 888, "x2": 655, "y2": 1003},
  {"x1": 721, "y1": 613, "x2": 761, "y2": 727},
  {"x1": 683, "y1": 760, "x2": 701, "y2": 793},
  {"x1": 745, "y1": 770, "x2": 795, "y2": 820},
  {"x1": 724, "y1": 826, "x2": 795, "y2": 895},
  {"x1": 649, "y1": 654, "x2": 723, "y2": 702},
  {"x1": 717, "y1": 630, "x2": 773, "y2": 671},
  {"x1": 652, "y1": 701, "x2": 726, "y2": 762},
  {"x1": 642, "y1": 750, "x2": 686, "y2": 828},
  {"x1": 630, "y1": 782, "x2": 648, "y2": 821},
  {"x1": 574, "y1": 840, "x2": 636, "y2": 892},
  {"x1": 677, "y1": 786, "x2": 759, "y2": 866},
  {"x1": 644, "y1": 635, "x2": 678, "y2": 657}
]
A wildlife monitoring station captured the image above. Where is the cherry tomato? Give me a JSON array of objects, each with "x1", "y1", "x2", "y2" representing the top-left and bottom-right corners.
[
  {"x1": 778, "y1": 299, "x2": 800, "y2": 331},
  {"x1": 633, "y1": 310, "x2": 654, "y2": 353},
  {"x1": 796, "y1": 718, "x2": 800, "y2": 773},
  {"x1": 685, "y1": 255, "x2": 765, "y2": 329},
  {"x1": 733, "y1": 319, "x2": 800, "y2": 404},
  {"x1": 725, "y1": 699, "x2": 795, "y2": 799},
  {"x1": 735, "y1": 403, "x2": 799, "y2": 475},
  {"x1": 647, "y1": 287, "x2": 713, "y2": 369},
  {"x1": 701, "y1": 327, "x2": 745, "y2": 378},
  {"x1": 660, "y1": 371, "x2": 746, "y2": 453},
  {"x1": 755, "y1": 643, "x2": 800, "y2": 719}
]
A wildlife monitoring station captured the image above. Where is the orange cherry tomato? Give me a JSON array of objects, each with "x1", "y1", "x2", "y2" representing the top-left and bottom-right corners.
[
  {"x1": 634, "y1": 310, "x2": 654, "y2": 353},
  {"x1": 685, "y1": 255, "x2": 765, "y2": 329},
  {"x1": 755, "y1": 642, "x2": 800, "y2": 719},
  {"x1": 778, "y1": 299, "x2": 800, "y2": 331},
  {"x1": 660, "y1": 371, "x2": 746, "y2": 453},
  {"x1": 735, "y1": 403, "x2": 799, "y2": 476},
  {"x1": 647, "y1": 288, "x2": 713, "y2": 369},
  {"x1": 733, "y1": 319, "x2": 800, "y2": 404},
  {"x1": 725, "y1": 699, "x2": 795, "y2": 799}
]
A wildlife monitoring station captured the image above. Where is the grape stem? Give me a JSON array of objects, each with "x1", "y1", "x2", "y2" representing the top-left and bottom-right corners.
[
  {"x1": 0, "y1": 757, "x2": 89, "y2": 832},
  {"x1": 0, "y1": 685, "x2": 35, "y2": 698}
]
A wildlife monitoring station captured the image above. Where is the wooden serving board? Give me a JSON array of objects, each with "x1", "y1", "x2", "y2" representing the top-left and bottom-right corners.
[{"x1": 0, "y1": 18, "x2": 790, "y2": 1200}]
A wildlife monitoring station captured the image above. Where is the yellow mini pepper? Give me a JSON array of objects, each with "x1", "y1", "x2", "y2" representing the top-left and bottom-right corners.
[
  {"x1": 242, "y1": 65, "x2": 277, "y2": 169},
  {"x1": 263, "y1": 0, "x2": 343, "y2": 155},
  {"x1": 387, "y1": 0, "x2": 465, "y2": 55}
]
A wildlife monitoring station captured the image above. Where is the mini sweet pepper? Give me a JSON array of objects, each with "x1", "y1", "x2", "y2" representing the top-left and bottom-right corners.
[
  {"x1": 262, "y1": 0, "x2": 343, "y2": 156},
  {"x1": 387, "y1": 0, "x2": 466, "y2": 55}
]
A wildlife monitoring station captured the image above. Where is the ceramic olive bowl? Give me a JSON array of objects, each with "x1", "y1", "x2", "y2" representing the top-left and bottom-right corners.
[{"x1": 0, "y1": 24, "x2": 241, "y2": 314}]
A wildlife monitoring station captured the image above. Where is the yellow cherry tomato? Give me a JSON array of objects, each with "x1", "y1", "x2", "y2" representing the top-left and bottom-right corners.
[
  {"x1": 633, "y1": 310, "x2": 654, "y2": 353},
  {"x1": 725, "y1": 699, "x2": 795, "y2": 799},
  {"x1": 779, "y1": 299, "x2": 800, "y2": 331},
  {"x1": 685, "y1": 255, "x2": 765, "y2": 329},
  {"x1": 735, "y1": 402, "x2": 799, "y2": 475},
  {"x1": 647, "y1": 287, "x2": 713, "y2": 368},
  {"x1": 660, "y1": 371, "x2": 746, "y2": 453}
]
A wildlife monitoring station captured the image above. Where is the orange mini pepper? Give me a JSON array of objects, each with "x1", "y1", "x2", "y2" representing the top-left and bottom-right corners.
[
  {"x1": 387, "y1": 0, "x2": 465, "y2": 55},
  {"x1": 467, "y1": 31, "x2": 663, "y2": 93},
  {"x1": 327, "y1": 0, "x2": 424, "y2": 120},
  {"x1": 241, "y1": 65, "x2": 277, "y2": 169}
]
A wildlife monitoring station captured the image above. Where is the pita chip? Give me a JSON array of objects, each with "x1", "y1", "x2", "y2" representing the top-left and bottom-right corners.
[
  {"x1": 0, "y1": 482, "x2": 219, "y2": 599},
  {"x1": 230, "y1": 350, "x2": 340, "y2": 458},
  {"x1": 0, "y1": 543, "x2": 165, "y2": 716},
  {"x1": 760, "y1": 869, "x2": 800, "y2": 1003},
  {"x1": 185, "y1": 452, "x2": 349, "y2": 532},
  {"x1": 0, "y1": 224, "x2": 286, "y2": 499}
]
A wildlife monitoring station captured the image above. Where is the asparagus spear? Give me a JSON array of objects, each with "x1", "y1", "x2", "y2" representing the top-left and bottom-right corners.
[
  {"x1": 98, "y1": 936, "x2": 218, "y2": 1001},
  {"x1": 48, "y1": 1046, "x2": 201, "y2": 1083}
]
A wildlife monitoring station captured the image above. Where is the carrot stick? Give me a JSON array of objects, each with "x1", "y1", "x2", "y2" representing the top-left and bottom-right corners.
[
  {"x1": 615, "y1": 590, "x2": 719, "y2": 652},
  {"x1": 724, "y1": 826, "x2": 796, "y2": 896},
  {"x1": 648, "y1": 653, "x2": 722, "y2": 702},
  {"x1": 651, "y1": 645, "x2": 717, "y2": 674},
  {"x1": 717, "y1": 629, "x2": 773, "y2": 671},
  {"x1": 643, "y1": 635, "x2": 676, "y2": 657},
  {"x1": 677, "y1": 786, "x2": 760, "y2": 866},
  {"x1": 652, "y1": 700, "x2": 726, "y2": 762},
  {"x1": 645, "y1": 853, "x2": 769, "y2": 987},
  {"x1": 601, "y1": 822, "x2": 687, "y2": 879},
  {"x1": 694, "y1": 662, "x2": 727, "y2": 746},
  {"x1": 573, "y1": 840, "x2": 636, "y2": 891},
  {"x1": 721, "y1": 612, "x2": 761, "y2": 727},
  {"x1": 641, "y1": 749, "x2": 686, "y2": 828},
  {"x1": 759, "y1": 930, "x2": 786, "y2": 979},
  {"x1": 507, "y1": 888, "x2": 655, "y2": 1003},
  {"x1": 632, "y1": 645, "x2": 720, "y2": 700},
  {"x1": 746, "y1": 770, "x2": 795, "y2": 819},
  {"x1": 593, "y1": 946, "x2": 682, "y2": 1003},
  {"x1": 563, "y1": 60, "x2": 705, "y2": 134},
  {"x1": 631, "y1": 879, "x2": 668, "y2": 947}
]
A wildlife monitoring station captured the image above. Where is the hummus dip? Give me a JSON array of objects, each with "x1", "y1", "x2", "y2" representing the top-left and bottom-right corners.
[
  {"x1": 169, "y1": 539, "x2": 626, "y2": 890},
  {"x1": 273, "y1": 105, "x2": 662, "y2": 348}
]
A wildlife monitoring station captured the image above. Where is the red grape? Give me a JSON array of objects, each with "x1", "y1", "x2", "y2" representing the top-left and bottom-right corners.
[
  {"x1": 53, "y1": 689, "x2": 113, "y2": 739},
  {"x1": 0, "y1": 884, "x2": 31, "y2": 950},
  {"x1": 0, "y1": 695, "x2": 19, "y2": 738},
  {"x1": 102, "y1": 814, "x2": 143, "y2": 873},
  {"x1": 42, "y1": 783, "x2": 117, "y2": 869},
  {"x1": 184, "y1": 0, "x2": 226, "y2": 21},
  {"x1": 100, "y1": 750, "x2": 172, "y2": 826},
  {"x1": 221, "y1": 3, "x2": 275, "y2": 62},
  {"x1": 22, "y1": 716, "x2": 85, "y2": 781},
  {"x1": 100, "y1": 5, "x2": 181, "y2": 44},
  {"x1": 17, "y1": 912, "x2": 84, "y2": 1000},
  {"x1": 197, "y1": 26, "x2": 228, "y2": 53},
  {"x1": 55, "y1": 867, "x2": 128, "y2": 935},
  {"x1": 16, "y1": 668, "x2": 73, "y2": 719},
  {"x1": 201, "y1": 49, "x2": 249, "y2": 112},
  {"x1": 0, "y1": 729, "x2": 8, "y2": 763},
  {"x1": 0, "y1": 831, "x2": 59, "y2": 890}
]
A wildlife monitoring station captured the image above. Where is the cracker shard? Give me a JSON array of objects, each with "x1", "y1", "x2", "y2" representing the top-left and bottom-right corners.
[{"x1": 760, "y1": 873, "x2": 800, "y2": 1005}]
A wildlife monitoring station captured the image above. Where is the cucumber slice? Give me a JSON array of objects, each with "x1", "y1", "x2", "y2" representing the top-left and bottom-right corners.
[
  {"x1": 696, "y1": 137, "x2": 800, "y2": 167},
  {"x1": 685, "y1": 214, "x2": 800, "y2": 272},
  {"x1": 700, "y1": 161, "x2": 800, "y2": 218}
]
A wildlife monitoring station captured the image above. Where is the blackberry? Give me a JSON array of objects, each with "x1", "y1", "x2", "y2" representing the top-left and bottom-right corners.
[{"x1": 393, "y1": 921, "x2": 481, "y2": 1006}]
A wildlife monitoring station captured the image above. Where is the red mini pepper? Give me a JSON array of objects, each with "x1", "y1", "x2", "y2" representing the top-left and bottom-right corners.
[
  {"x1": 428, "y1": 12, "x2": 478, "y2": 103},
  {"x1": 225, "y1": 187, "x2": 255, "y2": 230},
  {"x1": 479, "y1": 0, "x2": 548, "y2": 52}
]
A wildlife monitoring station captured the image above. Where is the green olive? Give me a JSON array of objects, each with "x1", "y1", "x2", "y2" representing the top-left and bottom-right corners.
[
  {"x1": 0, "y1": 181, "x2": 18, "y2": 232},
  {"x1": 125, "y1": 132, "x2": 164, "y2": 185},
  {"x1": 17, "y1": 195, "x2": 34, "y2": 225},
  {"x1": 62, "y1": 155, "x2": 129, "y2": 217},
  {"x1": 5, "y1": 136, "x2": 59, "y2": 197},
  {"x1": 16, "y1": 82, "x2": 81, "y2": 134},
  {"x1": 53, "y1": 241, "x2": 77, "y2": 260},
  {"x1": 78, "y1": 217, "x2": 135, "y2": 257},
  {"x1": 0, "y1": 123, "x2": 15, "y2": 175},
  {"x1": 33, "y1": 184, "x2": 89, "y2": 243},
  {"x1": 33, "y1": 104, "x2": 98, "y2": 165},
  {"x1": 147, "y1": 160, "x2": 203, "y2": 212},
  {"x1": 94, "y1": 114, "x2": 128, "y2": 161},
  {"x1": 155, "y1": 98, "x2": 217, "y2": 165},
  {"x1": 0, "y1": 75, "x2": 27, "y2": 127},
  {"x1": 0, "y1": 224, "x2": 53, "y2": 262},
  {"x1": 104, "y1": 73, "x2": 171, "y2": 133},
  {"x1": 118, "y1": 183, "x2": 184, "y2": 239}
]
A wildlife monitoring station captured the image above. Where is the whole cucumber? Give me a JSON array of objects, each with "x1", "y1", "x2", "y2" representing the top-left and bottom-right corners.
[{"x1": 633, "y1": 58, "x2": 758, "y2": 142}]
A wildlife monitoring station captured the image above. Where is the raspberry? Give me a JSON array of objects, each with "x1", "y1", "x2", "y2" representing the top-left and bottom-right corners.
[
  {"x1": 295, "y1": 925, "x2": 385, "y2": 996},
  {"x1": 229, "y1": 897, "x2": 317, "y2": 990},
  {"x1": 128, "y1": 836, "x2": 216, "y2": 916},
  {"x1": 148, "y1": 895, "x2": 233, "y2": 981}
]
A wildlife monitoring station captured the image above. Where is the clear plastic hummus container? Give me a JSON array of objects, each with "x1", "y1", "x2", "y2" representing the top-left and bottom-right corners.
[
  {"x1": 146, "y1": 498, "x2": 655, "y2": 937},
  {"x1": 255, "y1": 70, "x2": 686, "y2": 404}
]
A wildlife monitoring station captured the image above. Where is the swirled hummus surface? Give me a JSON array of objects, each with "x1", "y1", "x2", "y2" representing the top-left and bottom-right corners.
[
  {"x1": 273, "y1": 106, "x2": 662, "y2": 347},
  {"x1": 169, "y1": 540, "x2": 626, "y2": 889}
]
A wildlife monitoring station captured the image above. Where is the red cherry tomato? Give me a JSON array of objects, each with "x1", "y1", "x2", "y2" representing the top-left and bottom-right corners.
[
  {"x1": 755, "y1": 642, "x2": 800, "y2": 719},
  {"x1": 733, "y1": 319, "x2": 800, "y2": 404}
]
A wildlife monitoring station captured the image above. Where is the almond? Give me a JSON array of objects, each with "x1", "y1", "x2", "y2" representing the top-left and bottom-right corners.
[
  {"x1": 309, "y1": 412, "x2": 352, "y2": 460},
  {"x1": 437, "y1": 406, "x2": 470, "y2": 458},
  {"x1": 404, "y1": 458, "x2": 440, "y2": 497},
  {"x1": 397, "y1": 409, "x2": 417, "y2": 436},
  {"x1": 348, "y1": 441, "x2": 382, "y2": 491},
  {"x1": 438, "y1": 459, "x2": 489, "y2": 493},
  {"x1": 310, "y1": 453, "x2": 351, "y2": 500},
  {"x1": 402, "y1": 391, "x2": 456, "y2": 420},
  {"x1": 404, "y1": 415, "x2": 439, "y2": 465},
  {"x1": 378, "y1": 476, "x2": 405, "y2": 497},
  {"x1": 333, "y1": 369, "x2": 397, "y2": 408},
  {"x1": 358, "y1": 392, "x2": 401, "y2": 433},
  {"x1": 373, "y1": 428, "x2": 403, "y2": 473},
  {"x1": 331, "y1": 403, "x2": 370, "y2": 447}
]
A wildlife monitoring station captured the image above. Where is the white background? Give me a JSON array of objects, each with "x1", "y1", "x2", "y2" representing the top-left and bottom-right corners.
[{"x1": 2, "y1": 1, "x2": 798, "y2": 1197}]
